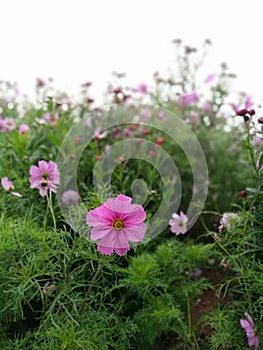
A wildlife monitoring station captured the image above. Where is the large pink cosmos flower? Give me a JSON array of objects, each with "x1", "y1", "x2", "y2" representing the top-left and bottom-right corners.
[
  {"x1": 1, "y1": 177, "x2": 22, "y2": 197},
  {"x1": 240, "y1": 312, "x2": 259, "y2": 350},
  {"x1": 86, "y1": 194, "x2": 147, "y2": 256},
  {"x1": 29, "y1": 160, "x2": 60, "y2": 197},
  {"x1": 169, "y1": 211, "x2": 188, "y2": 235}
]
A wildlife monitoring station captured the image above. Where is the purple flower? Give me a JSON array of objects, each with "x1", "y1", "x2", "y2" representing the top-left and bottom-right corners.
[
  {"x1": 178, "y1": 92, "x2": 198, "y2": 106},
  {"x1": 169, "y1": 211, "x2": 188, "y2": 235},
  {"x1": 1, "y1": 177, "x2": 22, "y2": 197},
  {"x1": 19, "y1": 124, "x2": 29, "y2": 135},
  {"x1": 86, "y1": 194, "x2": 146, "y2": 256},
  {"x1": 29, "y1": 160, "x2": 60, "y2": 197},
  {"x1": 240, "y1": 312, "x2": 259, "y2": 349},
  {"x1": 61, "y1": 190, "x2": 80, "y2": 206}
]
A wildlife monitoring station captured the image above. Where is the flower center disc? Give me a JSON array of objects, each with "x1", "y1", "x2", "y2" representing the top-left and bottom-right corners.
[{"x1": 112, "y1": 218, "x2": 124, "y2": 231}]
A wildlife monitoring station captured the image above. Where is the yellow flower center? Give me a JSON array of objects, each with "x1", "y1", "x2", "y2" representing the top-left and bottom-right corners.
[{"x1": 112, "y1": 218, "x2": 124, "y2": 231}]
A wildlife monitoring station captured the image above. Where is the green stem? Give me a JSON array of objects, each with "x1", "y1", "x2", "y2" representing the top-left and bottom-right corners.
[
  {"x1": 78, "y1": 263, "x2": 103, "y2": 315},
  {"x1": 46, "y1": 190, "x2": 57, "y2": 230}
]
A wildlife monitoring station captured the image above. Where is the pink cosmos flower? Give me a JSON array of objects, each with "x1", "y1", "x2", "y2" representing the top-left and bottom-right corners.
[
  {"x1": 252, "y1": 135, "x2": 263, "y2": 150},
  {"x1": 5, "y1": 118, "x2": 15, "y2": 131},
  {"x1": 203, "y1": 72, "x2": 217, "y2": 84},
  {"x1": 169, "y1": 211, "x2": 188, "y2": 235},
  {"x1": 44, "y1": 112, "x2": 59, "y2": 126},
  {"x1": 19, "y1": 124, "x2": 29, "y2": 135},
  {"x1": 220, "y1": 212, "x2": 239, "y2": 231},
  {"x1": 137, "y1": 82, "x2": 148, "y2": 95},
  {"x1": 0, "y1": 117, "x2": 8, "y2": 133},
  {"x1": 86, "y1": 194, "x2": 147, "y2": 256},
  {"x1": 178, "y1": 92, "x2": 198, "y2": 106},
  {"x1": 201, "y1": 101, "x2": 212, "y2": 112},
  {"x1": 240, "y1": 312, "x2": 259, "y2": 350},
  {"x1": 1, "y1": 177, "x2": 22, "y2": 197},
  {"x1": 29, "y1": 160, "x2": 60, "y2": 197},
  {"x1": 61, "y1": 190, "x2": 80, "y2": 206}
]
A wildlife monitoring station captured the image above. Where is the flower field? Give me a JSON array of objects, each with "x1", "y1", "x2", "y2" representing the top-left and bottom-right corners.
[{"x1": 0, "y1": 40, "x2": 263, "y2": 349}]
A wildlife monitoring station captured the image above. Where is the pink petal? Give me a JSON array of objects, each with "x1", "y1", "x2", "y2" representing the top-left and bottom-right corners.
[
  {"x1": 114, "y1": 247, "x2": 130, "y2": 256},
  {"x1": 97, "y1": 230, "x2": 116, "y2": 248},
  {"x1": 97, "y1": 245, "x2": 114, "y2": 255},
  {"x1": 11, "y1": 191, "x2": 23, "y2": 197},
  {"x1": 116, "y1": 194, "x2": 132, "y2": 202},
  {"x1": 1, "y1": 177, "x2": 10, "y2": 191},
  {"x1": 240, "y1": 319, "x2": 250, "y2": 330},
  {"x1": 104, "y1": 197, "x2": 133, "y2": 214},
  {"x1": 38, "y1": 160, "x2": 49, "y2": 173},
  {"x1": 245, "y1": 312, "x2": 255, "y2": 327},
  {"x1": 114, "y1": 232, "x2": 130, "y2": 249},
  {"x1": 39, "y1": 188, "x2": 47, "y2": 197},
  {"x1": 90, "y1": 226, "x2": 114, "y2": 241},
  {"x1": 124, "y1": 223, "x2": 146, "y2": 242},
  {"x1": 124, "y1": 207, "x2": 146, "y2": 227},
  {"x1": 30, "y1": 165, "x2": 41, "y2": 178},
  {"x1": 86, "y1": 205, "x2": 114, "y2": 226}
]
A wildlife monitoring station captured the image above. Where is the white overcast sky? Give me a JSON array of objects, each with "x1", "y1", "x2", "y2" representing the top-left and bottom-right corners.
[{"x1": 0, "y1": 0, "x2": 262, "y2": 105}]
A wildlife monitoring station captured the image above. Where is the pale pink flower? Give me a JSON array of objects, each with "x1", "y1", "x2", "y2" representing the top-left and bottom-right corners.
[
  {"x1": 186, "y1": 111, "x2": 200, "y2": 125},
  {"x1": 220, "y1": 212, "x2": 239, "y2": 231},
  {"x1": 252, "y1": 135, "x2": 263, "y2": 150},
  {"x1": 44, "y1": 112, "x2": 59, "y2": 126},
  {"x1": 86, "y1": 194, "x2": 146, "y2": 256},
  {"x1": 61, "y1": 190, "x2": 80, "y2": 206},
  {"x1": 201, "y1": 101, "x2": 212, "y2": 112},
  {"x1": 240, "y1": 312, "x2": 259, "y2": 350},
  {"x1": 19, "y1": 124, "x2": 29, "y2": 135},
  {"x1": 5, "y1": 118, "x2": 15, "y2": 131},
  {"x1": 1, "y1": 177, "x2": 22, "y2": 197},
  {"x1": 157, "y1": 111, "x2": 167, "y2": 121},
  {"x1": 42, "y1": 281, "x2": 56, "y2": 294},
  {"x1": 203, "y1": 72, "x2": 217, "y2": 84},
  {"x1": 169, "y1": 211, "x2": 188, "y2": 235},
  {"x1": 29, "y1": 160, "x2": 60, "y2": 197},
  {"x1": 0, "y1": 117, "x2": 8, "y2": 133},
  {"x1": 137, "y1": 82, "x2": 148, "y2": 95},
  {"x1": 178, "y1": 92, "x2": 198, "y2": 106}
]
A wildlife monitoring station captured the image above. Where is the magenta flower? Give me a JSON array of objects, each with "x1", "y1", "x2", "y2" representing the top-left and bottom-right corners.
[
  {"x1": 19, "y1": 124, "x2": 29, "y2": 135},
  {"x1": 1, "y1": 177, "x2": 22, "y2": 197},
  {"x1": 29, "y1": 160, "x2": 60, "y2": 197},
  {"x1": 61, "y1": 190, "x2": 80, "y2": 206},
  {"x1": 86, "y1": 194, "x2": 147, "y2": 256},
  {"x1": 178, "y1": 91, "x2": 198, "y2": 106},
  {"x1": 240, "y1": 312, "x2": 259, "y2": 349},
  {"x1": 169, "y1": 211, "x2": 188, "y2": 235}
]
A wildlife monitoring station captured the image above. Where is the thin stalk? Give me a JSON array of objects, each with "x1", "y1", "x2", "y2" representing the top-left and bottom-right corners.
[
  {"x1": 78, "y1": 263, "x2": 103, "y2": 315},
  {"x1": 46, "y1": 190, "x2": 57, "y2": 230}
]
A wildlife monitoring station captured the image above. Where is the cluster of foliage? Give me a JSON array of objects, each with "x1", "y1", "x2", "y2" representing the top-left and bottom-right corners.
[{"x1": 0, "y1": 40, "x2": 262, "y2": 349}]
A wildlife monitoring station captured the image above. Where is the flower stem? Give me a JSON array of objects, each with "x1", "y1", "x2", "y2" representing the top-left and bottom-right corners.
[
  {"x1": 78, "y1": 263, "x2": 103, "y2": 315},
  {"x1": 46, "y1": 190, "x2": 57, "y2": 230}
]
